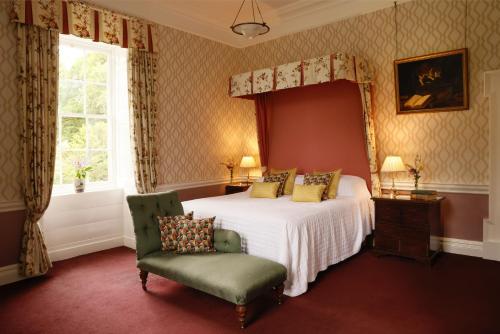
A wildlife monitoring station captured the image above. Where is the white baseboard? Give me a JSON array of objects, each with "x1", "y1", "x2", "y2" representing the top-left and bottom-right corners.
[
  {"x1": 0, "y1": 264, "x2": 27, "y2": 286},
  {"x1": 431, "y1": 236, "x2": 483, "y2": 258},
  {"x1": 47, "y1": 236, "x2": 124, "y2": 262},
  {"x1": 123, "y1": 235, "x2": 136, "y2": 250}
]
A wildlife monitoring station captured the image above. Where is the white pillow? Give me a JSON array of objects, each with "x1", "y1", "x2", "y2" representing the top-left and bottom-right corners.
[
  {"x1": 294, "y1": 174, "x2": 304, "y2": 185},
  {"x1": 337, "y1": 175, "x2": 371, "y2": 198}
]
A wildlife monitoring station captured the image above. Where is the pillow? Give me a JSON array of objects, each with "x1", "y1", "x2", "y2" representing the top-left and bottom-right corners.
[
  {"x1": 270, "y1": 167, "x2": 297, "y2": 195},
  {"x1": 263, "y1": 172, "x2": 289, "y2": 196},
  {"x1": 304, "y1": 173, "x2": 332, "y2": 200},
  {"x1": 158, "y1": 212, "x2": 194, "y2": 251},
  {"x1": 250, "y1": 181, "x2": 280, "y2": 198},
  {"x1": 176, "y1": 217, "x2": 216, "y2": 254},
  {"x1": 294, "y1": 175, "x2": 304, "y2": 185},
  {"x1": 292, "y1": 184, "x2": 327, "y2": 202},
  {"x1": 337, "y1": 175, "x2": 371, "y2": 198},
  {"x1": 313, "y1": 169, "x2": 343, "y2": 199}
]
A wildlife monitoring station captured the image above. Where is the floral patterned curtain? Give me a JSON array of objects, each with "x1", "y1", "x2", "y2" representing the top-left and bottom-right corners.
[
  {"x1": 17, "y1": 23, "x2": 59, "y2": 277},
  {"x1": 128, "y1": 49, "x2": 158, "y2": 194},
  {"x1": 11, "y1": 0, "x2": 157, "y2": 52},
  {"x1": 359, "y1": 83, "x2": 381, "y2": 196}
]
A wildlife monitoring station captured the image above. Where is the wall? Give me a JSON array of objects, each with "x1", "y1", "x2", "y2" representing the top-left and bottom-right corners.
[
  {"x1": 240, "y1": 0, "x2": 500, "y2": 187},
  {"x1": 238, "y1": 0, "x2": 498, "y2": 242},
  {"x1": 155, "y1": 25, "x2": 257, "y2": 185}
]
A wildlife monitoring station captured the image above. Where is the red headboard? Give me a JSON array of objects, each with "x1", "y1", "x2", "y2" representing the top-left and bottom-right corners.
[{"x1": 266, "y1": 80, "x2": 371, "y2": 188}]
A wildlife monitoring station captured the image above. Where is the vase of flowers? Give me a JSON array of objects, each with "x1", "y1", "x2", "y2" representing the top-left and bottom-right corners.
[
  {"x1": 220, "y1": 159, "x2": 235, "y2": 184},
  {"x1": 74, "y1": 161, "x2": 93, "y2": 193},
  {"x1": 406, "y1": 155, "x2": 424, "y2": 190}
]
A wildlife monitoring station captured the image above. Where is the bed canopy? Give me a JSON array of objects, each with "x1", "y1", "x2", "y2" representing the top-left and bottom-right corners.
[{"x1": 229, "y1": 53, "x2": 381, "y2": 196}]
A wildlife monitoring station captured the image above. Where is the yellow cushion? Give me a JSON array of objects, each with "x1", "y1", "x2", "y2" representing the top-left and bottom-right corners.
[
  {"x1": 292, "y1": 184, "x2": 327, "y2": 202},
  {"x1": 313, "y1": 169, "x2": 343, "y2": 199},
  {"x1": 270, "y1": 167, "x2": 297, "y2": 195},
  {"x1": 250, "y1": 182, "x2": 280, "y2": 199}
]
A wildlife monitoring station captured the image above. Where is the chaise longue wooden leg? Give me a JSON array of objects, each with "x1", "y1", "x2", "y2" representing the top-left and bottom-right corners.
[
  {"x1": 274, "y1": 283, "x2": 284, "y2": 305},
  {"x1": 235, "y1": 304, "x2": 247, "y2": 329},
  {"x1": 139, "y1": 270, "x2": 149, "y2": 291}
]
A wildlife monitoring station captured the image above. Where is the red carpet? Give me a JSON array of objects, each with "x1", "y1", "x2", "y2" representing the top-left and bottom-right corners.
[{"x1": 1, "y1": 247, "x2": 500, "y2": 334}]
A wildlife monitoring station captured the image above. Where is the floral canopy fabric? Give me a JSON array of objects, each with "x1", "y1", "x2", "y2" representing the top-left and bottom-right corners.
[
  {"x1": 11, "y1": 0, "x2": 157, "y2": 52},
  {"x1": 229, "y1": 53, "x2": 373, "y2": 97}
]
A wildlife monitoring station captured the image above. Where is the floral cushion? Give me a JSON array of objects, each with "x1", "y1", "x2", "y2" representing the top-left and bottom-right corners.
[
  {"x1": 263, "y1": 172, "x2": 289, "y2": 196},
  {"x1": 158, "y1": 212, "x2": 194, "y2": 251},
  {"x1": 176, "y1": 217, "x2": 216, "y2": 254},
  {"x1": 304, "y1": 173, "x2": 332, "y2": 200}
]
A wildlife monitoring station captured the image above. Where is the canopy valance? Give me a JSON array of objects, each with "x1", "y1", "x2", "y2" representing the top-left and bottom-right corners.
[
  {"x1": 11, "y1": 0, "x2": 157, "y2": 52},
  {"x1": 229, "y1": 53, "x2": 373, "y2": 97}
]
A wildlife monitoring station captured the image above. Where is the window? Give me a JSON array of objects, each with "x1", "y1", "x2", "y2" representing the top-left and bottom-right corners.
[{"x1": 54, "y1": 35, "x2": 131, "y2": 193}]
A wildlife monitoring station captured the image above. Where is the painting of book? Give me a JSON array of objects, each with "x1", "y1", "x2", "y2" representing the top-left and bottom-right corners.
[{"x1": 394, "y1": 49, "x2": 469, "y2": 114}]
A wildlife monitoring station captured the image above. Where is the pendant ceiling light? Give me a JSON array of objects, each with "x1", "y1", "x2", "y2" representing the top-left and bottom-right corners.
[{"x1": 230, "y1": 0, "x2": 270, "y2": 39}]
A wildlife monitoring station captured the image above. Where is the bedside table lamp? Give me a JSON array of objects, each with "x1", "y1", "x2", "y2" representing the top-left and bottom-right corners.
[
  {"x1": 240, "y1": 156, "x2": 256, "y2": 185},
  {"x1": 381, "y1": 155, "x2": 406, "y2": 198}
]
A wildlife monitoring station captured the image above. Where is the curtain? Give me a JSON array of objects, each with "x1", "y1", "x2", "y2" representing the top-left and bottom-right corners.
[
  {"x1": 254, "y1": 93, "x2": 272, "y2": 168},
  {"x1": 359, "y1": 83, "x2": 381, "y2": 197},
  {"x1": 128, "y1": 49, "x2": 158, "y2": 194},
  {"x1": 17, "y1": 24, "x2": 59, "y2": 277}
]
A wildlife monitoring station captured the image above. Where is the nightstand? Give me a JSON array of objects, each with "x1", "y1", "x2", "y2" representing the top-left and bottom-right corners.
[
  {"x1": 225, "y1": 183, "x2": 251, "y2": 195},
  {"x1": 372, "y1": 196, "x2": 444, "y2": 264}
]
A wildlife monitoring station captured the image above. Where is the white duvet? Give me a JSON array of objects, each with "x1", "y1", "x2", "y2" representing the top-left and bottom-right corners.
[{"x1": 182, "y1": 177, "x2": 374, "y2": 297}]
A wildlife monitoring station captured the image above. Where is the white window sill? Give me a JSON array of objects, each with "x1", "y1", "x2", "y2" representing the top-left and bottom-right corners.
[{"x1": 51, "y1": 186, "x2": 123, "y2": 198}]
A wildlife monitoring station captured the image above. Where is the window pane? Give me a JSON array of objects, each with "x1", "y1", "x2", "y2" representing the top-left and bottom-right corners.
[
  {"x1": 61, "y1": 151, "x2": 86, "y2": 184},
  {"x1": 54, "y1": 150, "x2": 62, "y2": 185},
  {"x1": 86, "y1": 83, "x2": 107, "y2": 115},
  {"x1": 88, "y1": 119, "x2": 108, "y2": 149},
  {"x1": 86, "y1": 52, "x2": 108, "y2": 83},
  {"x1": 59, "y1": 81, "x2": 84, "y2": 114},
  {"x1": 89, "y1": 151, "x2": 108, "y2": 182},
  {"x1": 61, "y1": 117, "x2": 86, "y2": 149},
  {"x1": 59, "y1": 46, "x2": 85, "y2": 80}
]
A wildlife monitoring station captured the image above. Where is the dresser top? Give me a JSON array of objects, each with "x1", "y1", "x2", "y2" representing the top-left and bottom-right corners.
[{"x1": 372, "y1": 195, "x2": 445, "y2": 203}]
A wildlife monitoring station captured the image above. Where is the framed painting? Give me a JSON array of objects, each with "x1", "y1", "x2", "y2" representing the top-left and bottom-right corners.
[{"x1": 394, "y1": 48, "x2": 469, "y2": 114}]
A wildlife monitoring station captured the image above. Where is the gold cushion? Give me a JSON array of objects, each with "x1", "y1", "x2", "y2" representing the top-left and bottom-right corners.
[
  {"x1": 250, "y1": 182, "x2": 280, "y2": 199},
  {"x1": 313, "y1": 169, "x2": 343, "y2": 199},
  {"x1": 270, "y1": 167, "x2": 297, "y2": 195},
  {"x1": 292, "y1": 184, "x2": 327, "y2": 202}
]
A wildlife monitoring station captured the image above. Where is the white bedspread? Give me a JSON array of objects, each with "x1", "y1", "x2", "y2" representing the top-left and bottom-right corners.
[{"x1": 183, "y1": 191, "x2": 373, "y2": 297}]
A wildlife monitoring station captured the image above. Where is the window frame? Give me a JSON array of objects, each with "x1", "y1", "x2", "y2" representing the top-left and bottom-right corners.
[{"x1": 53, "y1": 34, "x2": 123, "y2": 195}]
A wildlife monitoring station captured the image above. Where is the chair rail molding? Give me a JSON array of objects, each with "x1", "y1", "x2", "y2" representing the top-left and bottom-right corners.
[{"x1": 483, "y1": 70, "x2": 500, "y2": 261}]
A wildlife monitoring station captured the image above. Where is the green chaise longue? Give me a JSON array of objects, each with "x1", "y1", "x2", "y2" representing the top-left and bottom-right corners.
[{"x1": 126, "y1": 191, "x2": 287, "y2": 328}]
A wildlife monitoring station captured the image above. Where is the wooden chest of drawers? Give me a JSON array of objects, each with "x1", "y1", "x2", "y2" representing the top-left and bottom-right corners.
[{"x1": 372, "y1": 196, "x2": 444, "y2": 264}]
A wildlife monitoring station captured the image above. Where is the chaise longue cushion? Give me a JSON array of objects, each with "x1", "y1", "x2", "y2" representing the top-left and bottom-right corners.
[{"x1": 138, "y1": 251, "x2": 287, "y2": 305}]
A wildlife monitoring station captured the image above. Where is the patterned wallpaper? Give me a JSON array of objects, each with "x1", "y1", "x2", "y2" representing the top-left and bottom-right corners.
[
  {"x1": 155, "y1": 25, "x2": 257, "y2": 185},
  {"x1": 240, "y1": 0, "x2": 500, "y2": 186},
  {"x1": 1, "y1": 0, "x2": 499, "y2": 203},
  {"x1": 0, "y1": 2, "x2": 22, "y2": 203}
]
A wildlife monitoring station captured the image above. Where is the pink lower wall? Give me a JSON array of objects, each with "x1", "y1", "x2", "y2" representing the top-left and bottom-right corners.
[
  {"x1": 0, "y1": 210, "x2": 25, "y2": 267},
  {"x1": 0, "y1": 187, "x2": 488, "y2": 268},
  {"x1": 440, "y1": 192, "x2": 488, "y2": 241}
]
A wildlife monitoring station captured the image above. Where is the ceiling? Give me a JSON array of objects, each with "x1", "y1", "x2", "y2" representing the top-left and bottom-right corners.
[{"x1": 91, "y1": 0, "x2": 411, "y2": 48}]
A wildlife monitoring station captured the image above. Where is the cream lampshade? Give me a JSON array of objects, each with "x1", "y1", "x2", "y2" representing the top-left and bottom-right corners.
[
  {"x1": 240, "y1": 156, "x2": 257, "y2": 184},
  {"x1": 381, "y1": 155, "x2": 406, "y2": 198}
]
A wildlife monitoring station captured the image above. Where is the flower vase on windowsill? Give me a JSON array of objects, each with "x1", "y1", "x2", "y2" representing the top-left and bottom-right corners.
[{"x1": 74, "y1": 161, "x2": 93, "y2": 193}]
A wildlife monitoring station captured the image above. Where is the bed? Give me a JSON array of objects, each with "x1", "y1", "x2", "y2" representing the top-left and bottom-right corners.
[{"x1": 182, "y1": 175, "x2": 374, "y2": 297}]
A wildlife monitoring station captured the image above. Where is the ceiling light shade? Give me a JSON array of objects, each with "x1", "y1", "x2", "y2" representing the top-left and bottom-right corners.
[{"x1": 231, "y1": 0, "x2": 270, "y2": 39}]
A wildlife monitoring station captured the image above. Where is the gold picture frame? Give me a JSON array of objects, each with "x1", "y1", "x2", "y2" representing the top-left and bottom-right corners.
[{"x1": 394, "y1": 48, "x2": 469, "y2": 114}]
